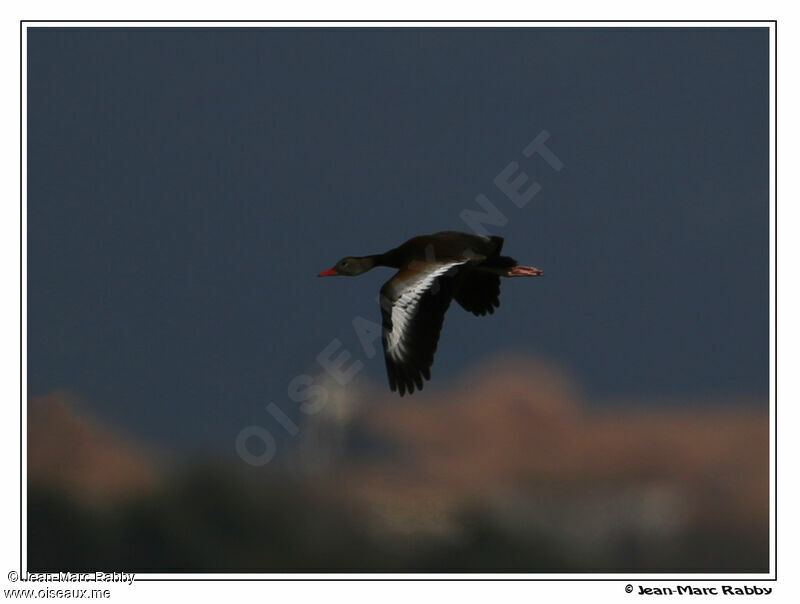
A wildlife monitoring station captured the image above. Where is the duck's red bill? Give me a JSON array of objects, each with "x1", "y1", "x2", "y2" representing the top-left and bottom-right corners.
[{"x1": 318, "y1": 268, "x2": 339, "y2": 277}]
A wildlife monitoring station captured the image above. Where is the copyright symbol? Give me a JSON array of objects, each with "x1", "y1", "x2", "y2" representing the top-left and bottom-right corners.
[
  {"x1": 625, "y1": 584, "x2": 633, "y2": 593},
  {"x1": 8, "y1": 570, "x2": 19, "y2": 582}
]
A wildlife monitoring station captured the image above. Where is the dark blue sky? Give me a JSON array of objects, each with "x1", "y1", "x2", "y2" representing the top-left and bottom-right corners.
[{"x1": 27, "y1": 27, "x2": 769, "y2": 452}]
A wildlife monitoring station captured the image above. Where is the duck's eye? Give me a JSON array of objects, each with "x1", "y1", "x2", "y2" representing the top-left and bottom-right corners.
[{"x1": 340, "y1": 260, "x2": 349, "y2": 268}]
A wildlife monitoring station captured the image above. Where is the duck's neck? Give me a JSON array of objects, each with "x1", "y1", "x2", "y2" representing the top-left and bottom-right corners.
[
  {"x1": 368, "y1": 250, "x2": 401, "y2": 269},
  {"x1": 345, "y1": 254, "x2": 384, "y2": 274}
]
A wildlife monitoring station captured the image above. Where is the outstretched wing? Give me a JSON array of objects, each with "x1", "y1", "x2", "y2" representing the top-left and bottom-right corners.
[
  {"x1": 454, "y1": 255, "x2": 518, "y2": 316},
  {"x1": 454, "y1": 271, "x2": 501, "y2": 316},
  {"x1": 379, "y1": 262, "x2": 465, "y2": 395}
]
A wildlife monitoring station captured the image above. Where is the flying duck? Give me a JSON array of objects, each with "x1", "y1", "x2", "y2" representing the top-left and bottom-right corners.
[{"x1": 318, "y1": 231, "x2": 542, "y2": 395}]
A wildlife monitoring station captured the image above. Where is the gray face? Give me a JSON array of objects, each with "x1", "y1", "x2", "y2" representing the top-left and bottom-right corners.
[{"x1": 335, "y1": 257, "x2": 368, "y2": 276}]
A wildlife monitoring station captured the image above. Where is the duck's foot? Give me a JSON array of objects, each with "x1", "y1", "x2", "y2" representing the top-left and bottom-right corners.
[{"x1": 507, "y1": 265, "x2": 543, "y2": 277}]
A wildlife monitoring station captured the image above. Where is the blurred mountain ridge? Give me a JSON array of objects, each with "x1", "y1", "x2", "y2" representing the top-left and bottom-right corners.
[{"x1": 28, "y1": 355, "x2": 768, "y2": 572}]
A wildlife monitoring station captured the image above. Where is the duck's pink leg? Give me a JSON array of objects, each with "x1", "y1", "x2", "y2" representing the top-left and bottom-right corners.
[{"x1": 507, "y1": 265, "x2": 543, "y2": 277}]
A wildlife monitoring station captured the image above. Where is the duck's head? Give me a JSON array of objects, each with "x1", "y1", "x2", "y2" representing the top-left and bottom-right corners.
[{"x1": 318, "y1": 256, "x2": 375, "y2": 277}]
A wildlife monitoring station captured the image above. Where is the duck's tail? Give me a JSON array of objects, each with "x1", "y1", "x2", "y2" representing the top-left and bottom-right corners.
[{"x1": 474, "y1": 255, "x2": 543, "y2": 277}]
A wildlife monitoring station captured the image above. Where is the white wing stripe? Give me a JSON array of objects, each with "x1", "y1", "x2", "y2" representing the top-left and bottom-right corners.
[{"x1": 385, "y1": 261, "x2": 466, "y2": 360}]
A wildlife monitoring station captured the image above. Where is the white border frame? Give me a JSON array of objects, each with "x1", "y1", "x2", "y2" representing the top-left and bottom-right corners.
[{"x1": 17, "y1": 19, "x2": 777, "y2": 584}]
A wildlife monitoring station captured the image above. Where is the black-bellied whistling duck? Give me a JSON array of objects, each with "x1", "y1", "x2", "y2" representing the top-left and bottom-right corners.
[{"x1": 318, "y1": 231, "x2": 543, "y2": 396}]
